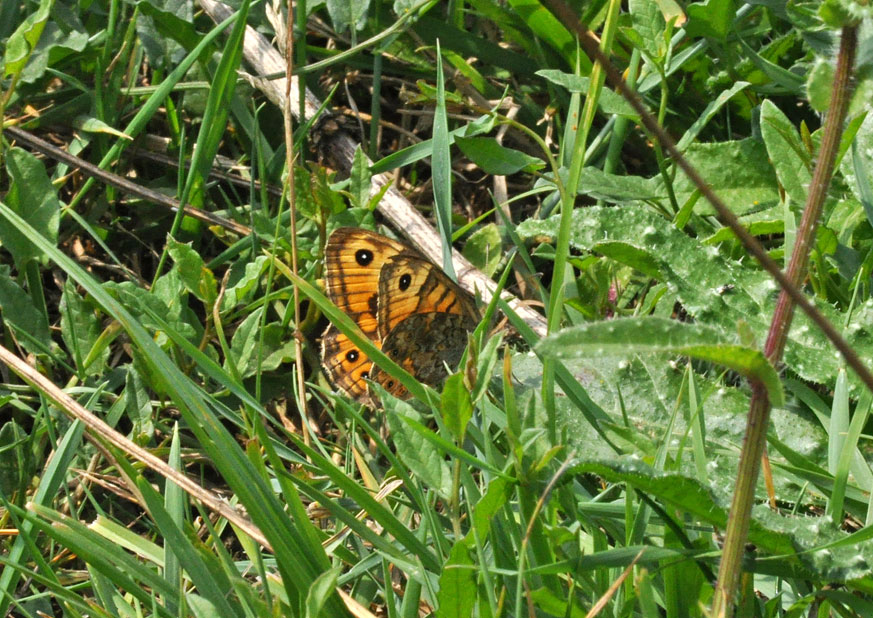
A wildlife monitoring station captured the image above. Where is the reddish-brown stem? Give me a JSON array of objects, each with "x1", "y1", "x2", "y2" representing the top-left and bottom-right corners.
[
  {"x1": 713, "y1": 26, "x2": 858, "y2": 616},
  {"x1": 764, "y1": 29, "x2": 857, "y2": 363}
]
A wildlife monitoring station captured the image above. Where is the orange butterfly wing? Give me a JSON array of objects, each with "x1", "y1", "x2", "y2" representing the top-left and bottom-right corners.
[
  {"x1": 376, "y1": 254, "x2": 478, "y2": 340},
  {"x1": 321, "y1": 228, "x2": 479, "y2": 403},
  {"x1": 369, "y1": 312, "x2": 477, "y2": 399},
  {"x1": 321, "y1": 228, "x2": 406, "y2": 401},
  {"x1": 369, "y1": 254, "x2": 479, "y2": 398}
]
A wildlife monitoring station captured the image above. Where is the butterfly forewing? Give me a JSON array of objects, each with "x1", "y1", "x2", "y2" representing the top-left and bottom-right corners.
[
  {"x1": 321, "y1": 228, "x2": 407, "y2": 401},
  {"x1": 324, "y1": 228, "x2": 407, "y2": 338},
  {"x1": 376, "y1": 255, "x2": 478, "y2": 340}
]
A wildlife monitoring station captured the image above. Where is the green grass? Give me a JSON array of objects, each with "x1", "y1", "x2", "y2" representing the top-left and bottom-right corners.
[{"x1": 2, "y1": 0, "x2": 873, "y2": 616}]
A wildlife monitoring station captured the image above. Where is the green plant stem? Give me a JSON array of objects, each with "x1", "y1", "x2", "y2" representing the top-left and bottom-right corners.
[
  {"x1": 451, "y1": 457, "x2": 463, "y2": 539},
  {"x1": 542, "y1": 0, "x2": 622, "y2": 444},
  {"x1": 603, "y1": 48, "x2": 641, "y2": 176},
  {"x1": 369, "y1": 0, "x2": 383, "y2": 160},
  {"x1": 712, "y1": 25, "x2": 858, "y2": 617}
]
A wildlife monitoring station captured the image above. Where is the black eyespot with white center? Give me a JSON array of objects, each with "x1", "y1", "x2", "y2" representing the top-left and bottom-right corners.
[
  {"x1": 346, "y1": 350, "x2": 359, "y2": 362},
  {"x1": 398, "y1": 273, "x2": 412, "y2": 290},
  {"x1": 355, "y1": 249, "x2": 374, "y2": 266}
]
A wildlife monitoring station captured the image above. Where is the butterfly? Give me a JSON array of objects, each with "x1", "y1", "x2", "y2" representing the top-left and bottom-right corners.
[{"x1": 321, "y1": 227, "x2": 479, "y2": 402}]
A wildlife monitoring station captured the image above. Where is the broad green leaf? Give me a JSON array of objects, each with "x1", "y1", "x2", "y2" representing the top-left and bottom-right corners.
[
  {"x1": 807, "y1": 57, "x2": 836, "y2": 112},
  {"x1": 442, "y1": 373, "x2": 473, "y2": 440},
  {"x1": 348, "y1": 146, "x2": 373, "y2": 210},
  {"x1": 18, "y1": 21, "x2": 89, "y2": 84},
  {"x1": 125, "y1": 368, "x2": 154, "y2": 444},
  {"x1": 464, "y1": 477, "x2": 514, "y2": 549},
  {"x1": 629, "y1": 0, "x2": 667, "y2": 59},
  {"x1": 436, "y1": 543, "x2": 476, "y2": 618},
  {"x1": 3, "y1": 0, "x2": 53, "y2": 79},
  {"x1": 386, "y1": 399, "x2": 453, "y2": 499},
  {"x1": 168, "y1": 237, "x2": 218, "y2": 305},
  {"x1": 518, "y1": 206, "x2": 873, "y2": 391},
  {"x1": 538, "y1": 317, "x2": 783, "y2": 406},
  {"x1": 462, "y1": 223, "x2": 502, "y2": 277},
  {"x1": 228, "y1": 308, "x2": 295, "y2": 378},
  {"x1": 220, "y1": 256, "x2": 270, "y2": 313},
  {"x1": 135, "y1": 0, "x2": 195, "y2": 66},
  {"x1": 2, "y1": 148, "x2": 60, "y2": 267},
  {"x1": 685, "y1": 0, "x2": 735, "y2": 40},
  {"x1": 106, "y1": 280, "x2": 196, "y2": 344},
  {"x1": 841, "y1": 111, "x2": 873, "y2": 228},
  {"x1": 672, "y1": 139, "x2": 781, "y2": 215},
  {"x1": 817, "y1": 0, "x2": 863, "y2": 28},
  {"x1": 760, "y1": 99, "x2": 812, "y2": 204},
  {"x1": 305, "y1": 568, "x2": 341, "y2": 618},
  {"x1": 0, "y1": 266, "x2": 51, "y2": 355},
  {"x1": 574, "y1": 167, "x2": 665, "y2": 203},
  {"x1": 454, "y1": 136, "x2": 545, "y2": 175},
  {"x1": 655, "y1": 0, "x2": 686, "y2": 25},
  {"x1": 326, "y1": 0, "x2": 370, "y2": 33}
]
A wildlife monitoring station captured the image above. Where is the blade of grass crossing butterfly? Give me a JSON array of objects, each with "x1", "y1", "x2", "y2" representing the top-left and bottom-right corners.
[{"x1": 432, "y1": 39, "x2": 456, "y2": 280}]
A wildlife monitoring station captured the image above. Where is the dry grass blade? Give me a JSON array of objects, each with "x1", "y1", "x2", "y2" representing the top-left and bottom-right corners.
[{"x1": 0, "y1": 343, "x2": 271, "y2": 550}]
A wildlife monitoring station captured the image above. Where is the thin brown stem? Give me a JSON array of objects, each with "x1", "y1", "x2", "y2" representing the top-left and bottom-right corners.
[
  {"x1": 2, "y1": 125, "x2": 251, "y2": 236},
  {"x1": 284, "y1": 0, "x2": 310, "y2": 446},
  {"x1": 713, "y1": 26, "x2": 858, "y2": 616},
  {"x1": 764, "y1": 27, "x2": 857, "y2": 364}
]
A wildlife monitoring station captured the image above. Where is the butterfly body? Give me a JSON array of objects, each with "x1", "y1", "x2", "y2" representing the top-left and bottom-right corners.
[{"x1": 321, "y1": 228, "x2": 478, "y2": 402}]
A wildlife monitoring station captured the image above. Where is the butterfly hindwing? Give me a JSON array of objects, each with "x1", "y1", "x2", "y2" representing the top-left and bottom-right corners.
[
  {"x1": 369, "y1": 312, "x2": 477, "y2": 399},
  {"x1": 320, "y1": 326, "x2": 375, "y2": 401}
]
